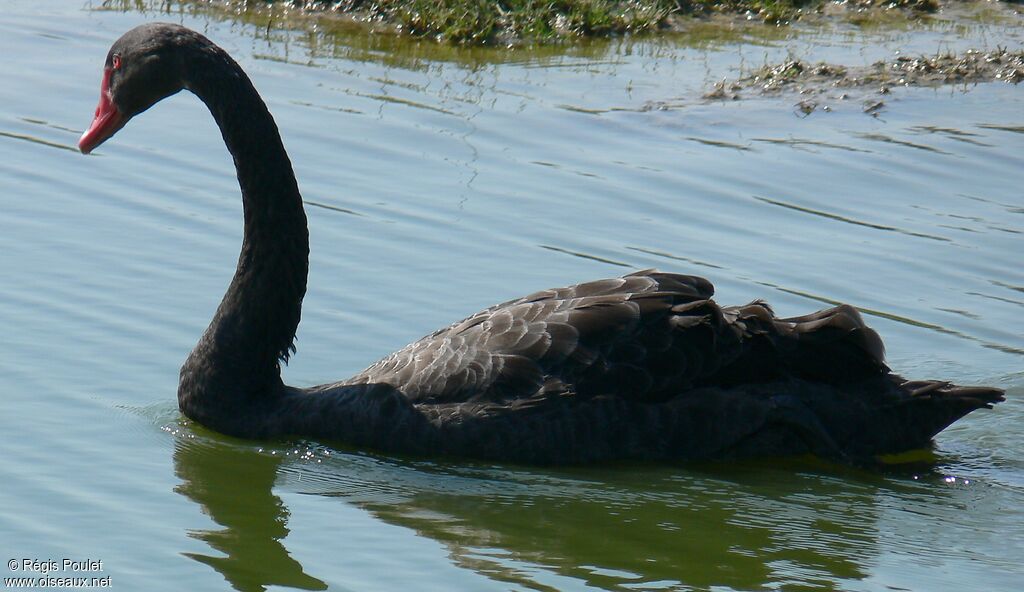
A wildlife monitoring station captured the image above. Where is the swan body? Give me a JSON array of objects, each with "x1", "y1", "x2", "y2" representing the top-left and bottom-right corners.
[{"x1": 80, "y1": 24, "x2": 1003, "y2": 464}]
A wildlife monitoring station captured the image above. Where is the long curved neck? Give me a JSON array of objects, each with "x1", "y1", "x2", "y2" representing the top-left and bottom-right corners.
[{"x1": 178, "y1": 42, "x2": 308, "y2": 433}]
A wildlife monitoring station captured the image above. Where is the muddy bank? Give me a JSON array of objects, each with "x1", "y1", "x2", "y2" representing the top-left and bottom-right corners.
[{"x1": 704, "y1": 47, "x2": 1023, "y2": 110}]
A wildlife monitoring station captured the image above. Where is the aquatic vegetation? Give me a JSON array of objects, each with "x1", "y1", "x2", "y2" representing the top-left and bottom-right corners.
[
  {"x1": 705, "y1": 47, "x2": 1024, "y2": 101},
  {"x1": 141, "y1": 0, "x2": 1014, "y2": 43},
  {"x1": 190, "y1": 0, "x2": 674, "y2": 43}
]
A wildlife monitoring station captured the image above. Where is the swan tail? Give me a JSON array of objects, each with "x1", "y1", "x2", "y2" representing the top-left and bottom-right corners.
[
  {"x1": 786, "y1": 377, "x2": 1006, "y2": 459},
  {"x1": 876, "y1": 379, "x2": 1005, "y2": 452},
  {"x1": 680, "y1": 377, "x2": 1005, "y2": 462}
]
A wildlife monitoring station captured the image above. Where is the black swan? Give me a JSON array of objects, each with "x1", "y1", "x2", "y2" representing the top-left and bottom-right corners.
[{"x1": 79, "y1": 24, "x2": 1003, "y2": 464}]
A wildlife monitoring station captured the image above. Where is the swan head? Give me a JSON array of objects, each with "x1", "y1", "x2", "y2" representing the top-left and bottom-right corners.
[{"x1": 79, "y1": 23, "x2": 194, "y2": 154}]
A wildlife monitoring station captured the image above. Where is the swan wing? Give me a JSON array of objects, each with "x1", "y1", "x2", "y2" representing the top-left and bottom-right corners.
[{"x1": 344, "y1": 269, "x2": 887, "y2": 405}]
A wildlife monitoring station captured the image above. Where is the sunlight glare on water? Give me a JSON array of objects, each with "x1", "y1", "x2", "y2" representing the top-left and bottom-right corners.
[{"x1": 0, "y1": 0, "x2": 1021, "y2": 590}]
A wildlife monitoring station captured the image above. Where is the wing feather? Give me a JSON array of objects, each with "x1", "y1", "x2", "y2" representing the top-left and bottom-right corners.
[{"x1": 343, "y1": 269, "x2": 887, "y2": 405}]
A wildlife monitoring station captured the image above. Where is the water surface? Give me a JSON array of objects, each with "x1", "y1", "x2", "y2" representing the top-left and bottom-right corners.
[{"x1": 1, "y1": 1, "x2": 1021, "y2": 590}]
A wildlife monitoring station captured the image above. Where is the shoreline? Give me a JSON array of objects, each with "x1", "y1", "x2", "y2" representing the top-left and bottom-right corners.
[
  {"x1": 102, "y1": 0, "x2": 1023, "y2": 105},
  {"x1": 125, "y1": 0, "x2": 1022, "y2": 44}
]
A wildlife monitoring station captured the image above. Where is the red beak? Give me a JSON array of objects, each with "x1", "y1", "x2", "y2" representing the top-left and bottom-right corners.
[{"x1": 79, "y1": 67, "x2": 126, "y2": 154}]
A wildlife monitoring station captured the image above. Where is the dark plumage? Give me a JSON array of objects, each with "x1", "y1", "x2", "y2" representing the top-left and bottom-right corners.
[{"x1": 80, "y1": 24, "x2": 1003, "y2": 465}]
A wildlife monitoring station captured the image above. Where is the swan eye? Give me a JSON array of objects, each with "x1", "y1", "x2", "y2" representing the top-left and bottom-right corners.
[{"x1": 111, "y1": 55, "x2": 122, "y2": 70}]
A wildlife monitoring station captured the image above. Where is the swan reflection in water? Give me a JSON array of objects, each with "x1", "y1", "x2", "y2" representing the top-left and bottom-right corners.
[
  {"x1": 173, "y1": 435, "x2": 327, "y2": 591},
  {"x1": 172, "y1": 432, "x2": 904, "y2": 591}
]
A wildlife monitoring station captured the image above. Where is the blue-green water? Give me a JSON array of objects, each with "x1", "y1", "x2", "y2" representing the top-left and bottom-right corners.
[{"x1": 1, "y1": 1, "x2": 1022, "y2": 590}]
